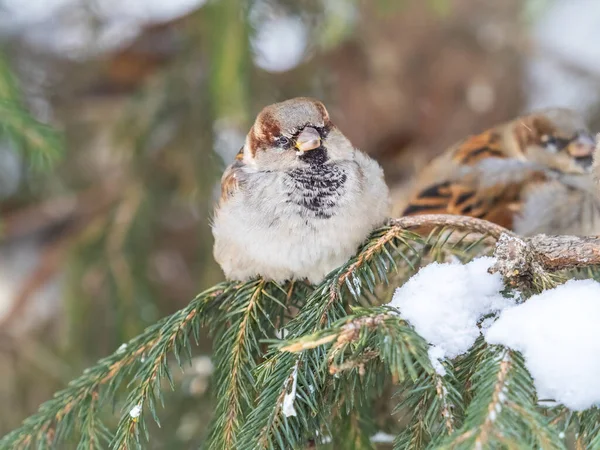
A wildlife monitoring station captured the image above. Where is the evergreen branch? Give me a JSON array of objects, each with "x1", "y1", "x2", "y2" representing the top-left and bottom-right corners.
[
  {"x1": 205, "y1": 280, "x2": 289, "y2": 449},
  {"x1": 394, "y1": 364, "x2": 463, "y2": 449},
  {"x1": 326, "y1": 310, "x2": 431, "y2": 403},
  {"x1": 0, "y1": 283, "x2": 233, "y2": 450},
  {"x1": 436, "y1": 375, "x2": 457, "y2": 435},
  {"x1": 319, "y1": 226, "x2": 425, "y2": 327},
  {"x1": 0, "y1": 55, "x2": 20, "y2": 103},
  {"x1": 75, "y1": 392, "x2": 111, "y2": 450},
  {"x1": 329, "y1": 408, "x2": 378, "y2": 450},
  {"x1": 12, "y1": 216, "x2": 599, "y2": 448},
  {"x1": 280, "y1": 313, "x2": 389, "y2": 354},
  {"x1": 286, "y1": 308, "x2": 432, "y2": 382},
  {"x1": 440, "y1": 347, "x2": 563, "y2": 450},
  {"x1": 239, "y1": 229, "x2": 427, "y2": 450},
  {"x1": 239, "y1": 223, "x2": 497, "y2": 450},
  {"x1": 577, "y1": 409, "x2": 600, "y2": 449},
  {"x1": 244, "y1": 306, "x2": 431, "y2": 449},
  {"x1": 0, "y1": 55, "x2": 63, "y2": 169}
]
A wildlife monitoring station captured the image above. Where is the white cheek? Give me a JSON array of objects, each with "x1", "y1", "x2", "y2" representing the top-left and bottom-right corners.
[
  {"x1": 254, "y1": 149, "x2": 299, "y2": 170},
  {"x1": 324, "y1": 134, "x2": 355, "y2": 160}
]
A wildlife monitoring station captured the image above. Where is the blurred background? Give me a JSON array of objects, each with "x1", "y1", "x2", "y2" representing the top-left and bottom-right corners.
[{"x1": 1, "y1": 0, "x2": 600, "y2": 446}]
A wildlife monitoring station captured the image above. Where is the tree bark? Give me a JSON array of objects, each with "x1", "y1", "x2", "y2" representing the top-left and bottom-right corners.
[{"x1": 391, "y1": 215, "x2": 600, "y2": 287}]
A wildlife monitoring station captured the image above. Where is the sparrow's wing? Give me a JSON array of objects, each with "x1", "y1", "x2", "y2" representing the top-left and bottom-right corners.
[
  {"x1": 403, "y1": 129, "x2": 507, "y2": 216},
  {"x1": 451, "y1": 129, "x2": 506, "y2": 165},
  {"x1": 220, "y1": 148, "x2": 245, "y2": 203},
  {"x1": 402, "y1": 129, "x2": 545, "y2": 229}
]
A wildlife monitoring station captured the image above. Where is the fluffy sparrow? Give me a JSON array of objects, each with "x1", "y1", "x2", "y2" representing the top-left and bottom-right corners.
[
  {"x1": 401, "y1": 108, "x2": 598, "y2": 235},
  {"x1": 212, "y1": 98, "x2": 390, "y2": 284}
]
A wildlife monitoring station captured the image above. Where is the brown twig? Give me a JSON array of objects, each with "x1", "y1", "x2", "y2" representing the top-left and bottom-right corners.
[
  {"x1": 282, "y1": 314, "x2": 388, "y2": 354},
  {"x1": 388, "y1": 215, "x2": 512, "y2": 240},
  {"x1": 527, "y1": 234, "x2": 600, "y2": 270},
  {"x1": 491, "y1": 233, "x2": 600, "y2": 288}
]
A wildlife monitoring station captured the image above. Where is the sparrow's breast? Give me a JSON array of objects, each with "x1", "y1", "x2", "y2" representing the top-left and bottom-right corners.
[{"x1": 284, "y1": 163, "x2": 348, "y2": 219}]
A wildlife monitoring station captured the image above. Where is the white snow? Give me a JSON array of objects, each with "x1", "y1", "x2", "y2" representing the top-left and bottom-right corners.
[
  {"x1": 391, "y1": 256, "x2": 600, "y2": 411},
  {"x1": 116, "y1": 343, "x2": 128, "y2": 354},
  {"x1": 282, "y1": 361, "x2": 299, "y2": 418},
  {"x1": 213, "y1": 119, "x2": 245, "y2": 163},
  {"x1": 486, "y1": 279, "x2": 600, "y2": 411},
  {"x1": 94, "y1": 0, "x2": 206, "y2": 23},
  {"x1": 390, "y1": 257, "x2": 514, "y2": 362},
  {"x1": 275, "y1": 328, "x2": 290, "y2": 340},
  {"x1": 428, "y1": 346, "x2": 447, "y2": 376},
  {"x1": 192, "y1": 355, "x2": 214, "y2": 376},
  {"x1": 370, "y1": 431, "x2": 395, "y2": 443},
  {"x1": 0, "y1": 0, "x2": 206, "y2": 59},
  {"x1": 129, "y1": 404, "x2": 142, "y2": 419},
  {"x1": 251, "y1": 14, "x2": 307, "y2": 73},
  {"x1": 526, "y1": 0, "x2": 600, "y2": 113}
]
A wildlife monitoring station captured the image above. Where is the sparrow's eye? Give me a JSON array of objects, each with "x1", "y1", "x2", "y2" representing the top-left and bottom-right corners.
[{"x1": 275, "y1": 136, "x2": 291, "y2": 149}]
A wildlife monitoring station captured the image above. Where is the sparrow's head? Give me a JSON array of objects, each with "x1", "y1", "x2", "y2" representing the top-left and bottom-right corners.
[
  {"x1": 517, "y1": 108, "x2": 595, "y2": 174},
  {"x1": 242, "y1": 97, "x2": 354, "y2": 170}
]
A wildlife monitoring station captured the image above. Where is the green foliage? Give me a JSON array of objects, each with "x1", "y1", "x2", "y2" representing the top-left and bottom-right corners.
[
  {"x1": 3, "y1": 222, "x2": 600, "y2": 449},
  {"x1": 0, "y1": 283, "x2": 231, "y2": 450},
  {"x1": 394, "y1": 360, "x2": 463, "y2": 448},
  {"x1": 440, "y1": 345, "x2": 562, "y2": 449},
  {"x1": 205, "y1": 280, "x2": 290, "y2": 448},
  {"x1": 0, "y1": 54, "x2": 62, "y2": 169}
]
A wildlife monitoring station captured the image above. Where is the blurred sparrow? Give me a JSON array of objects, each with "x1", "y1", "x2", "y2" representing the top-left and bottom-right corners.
[
  {"x1": 402, "y1": 108, "x2": 598, "y2": 236},
  {"x1": 212, "y1": 98, "x2": 390, "y2": 283},
  {"x1": 594, "y1": 133, "x2": 600, "y2": 187}
]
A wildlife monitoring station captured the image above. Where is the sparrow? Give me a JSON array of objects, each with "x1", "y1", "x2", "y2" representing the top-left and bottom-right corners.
[
  {"x1": 212, "y1": 98, "x2": 390, "y2": 284},
  {"x1": 401, "y1": 108, "x2": 599, "y2": 236},
  {"x1": 594, "y1": 133, "x2": 600, "y2": 187}
]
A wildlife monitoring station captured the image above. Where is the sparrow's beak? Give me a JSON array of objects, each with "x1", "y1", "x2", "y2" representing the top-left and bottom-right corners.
[
  {"x1": 295, "y1": 127, "x2": 321, "y2": 153},
  {"x1": 567, "y1": 131, "x2": 596, "y2": 169}
]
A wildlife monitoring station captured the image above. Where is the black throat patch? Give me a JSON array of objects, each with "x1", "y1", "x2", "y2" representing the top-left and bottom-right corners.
[
  {"x1": 298, "y1": 147, "x2": 328, "y2": 165},
  {"x1": 285, "y1": 151, "x2": 348, "y2": 219}
]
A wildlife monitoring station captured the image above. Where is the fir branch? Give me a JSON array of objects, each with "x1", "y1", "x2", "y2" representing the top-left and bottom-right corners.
[
  {"x1": 280, "y1": 313, "x2": 389, "y2": 354},
  {"x1": 326, "y1": 310, "x2": 433, "y2": 448},
  {"x1": 394, "y1": 365, "x2": 463, "y2": 449},
  {"x1": 239, "y1": 229, "x2": 428, "y2": 450},
  {"x1": 244, "y1": 307, "x2": 431, "y2": 449},
  {"x1": 205, "y1": 280, "x2": 289, "y2": 449},
  {"x1": 239, "y1": 224, "x2": 496, "y2": 450},
  {"x1": 0, "y1": 55, "x2": 63, "y2": 169},
  {"x1": 0, "y1": 283, "x2": 233, "y2": 450},
  {"x1": 282, "y1": 309, "x2": 431, "y2": 382},
  {"x1": 329, "y1": 408, "x2": 378, "y2": 450},
  {"x1": 440, "y1": 347, "x2": 563, "y2": 450},
  {"x1": 577, "y1": 409, "x2": 600, "y2": 449},
  {"x1": 10, "y1": 216, "x2": 600, "y2": 448},
  {"x1": 75, "y1": 392, "x2": 111, "y2": 450},
  {"x1": 436, "y1": 375, "x2": 457, "y2": 435}
]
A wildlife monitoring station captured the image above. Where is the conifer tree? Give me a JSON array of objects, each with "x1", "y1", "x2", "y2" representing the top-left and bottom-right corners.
[
  {"x1": 2, "y1": 212, "x2": 600, "y2": 449},
  {"x1": 2, "y1": 14, "x2": 600, "y2": 446}
]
